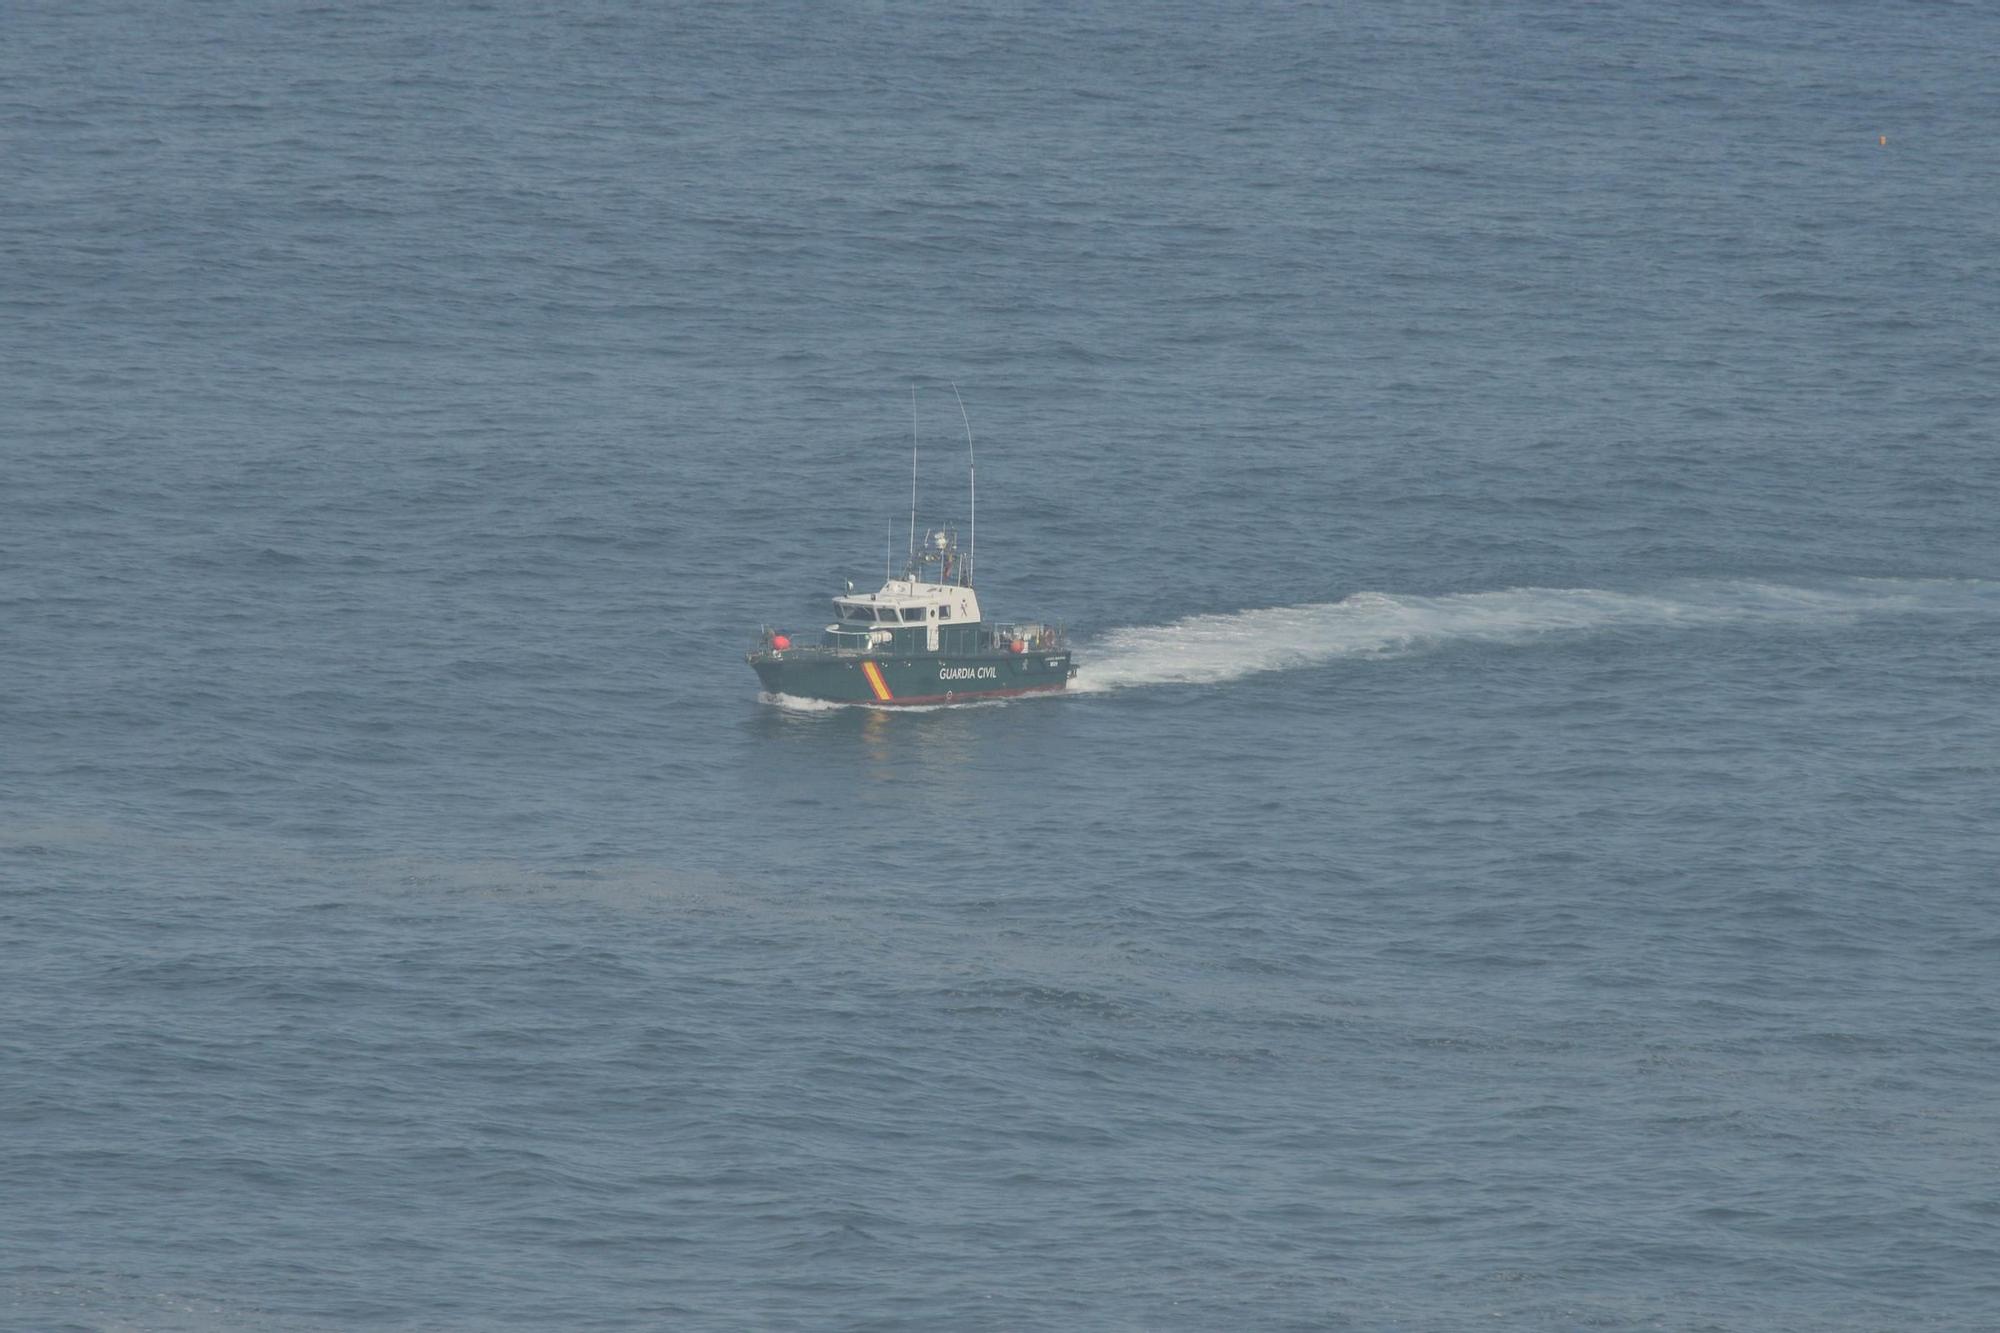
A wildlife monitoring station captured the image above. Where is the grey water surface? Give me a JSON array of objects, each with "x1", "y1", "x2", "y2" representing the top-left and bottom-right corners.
[{"x1": 6, "y1": 3, "x2": 1999, "y2": 1329}]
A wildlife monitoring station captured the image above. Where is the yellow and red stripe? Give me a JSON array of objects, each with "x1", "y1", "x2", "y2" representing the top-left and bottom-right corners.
[{"x1": 860, "y1": 660, "x2": 893, "y2": 702}]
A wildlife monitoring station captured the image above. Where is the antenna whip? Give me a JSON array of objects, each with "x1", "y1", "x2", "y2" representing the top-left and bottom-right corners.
[{"x1": 952, "y1": 381, "x2": 974, "y2": 586}]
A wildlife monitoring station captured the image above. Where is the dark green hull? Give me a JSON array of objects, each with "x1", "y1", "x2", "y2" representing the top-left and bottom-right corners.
[{"x1": 749, "y1": 649, "x2": 1076, "y2": 705}]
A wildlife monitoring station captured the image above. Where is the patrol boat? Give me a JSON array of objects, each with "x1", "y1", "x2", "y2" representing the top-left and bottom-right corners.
[
  {"x1": 750, "y1": 391, "x2": 1076, "y2": 705},
  {"x1": 748, "y1": 524, "x2": 1076, "y2": 706}
]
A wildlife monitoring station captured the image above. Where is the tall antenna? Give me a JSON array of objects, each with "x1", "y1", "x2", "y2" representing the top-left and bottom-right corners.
[
  {"x1": 951, "y1": 381, "x2": 975, "y2": 586},
  {"x1": 885, "y1": 522, "x2": 892, "y2": 585},
  {"x1": 908, "y1": 385, "x2": 919, "y2": 566}
]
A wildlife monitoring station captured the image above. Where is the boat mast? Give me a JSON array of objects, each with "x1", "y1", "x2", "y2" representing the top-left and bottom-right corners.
[
  {"x1": 952, "y1": 382, "x2": 974, "y2": 587},
  {"x1": 908, "y1": 385, "x2": 919, "y2": 580}
]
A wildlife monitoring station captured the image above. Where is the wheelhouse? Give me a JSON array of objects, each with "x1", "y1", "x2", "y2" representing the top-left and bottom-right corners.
[{"x1": 809, "y1": 527, "x2": 987, "y2": 654}]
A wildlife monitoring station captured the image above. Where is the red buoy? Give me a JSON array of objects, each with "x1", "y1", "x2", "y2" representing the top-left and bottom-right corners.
[{"x1": 771, "y1": 634, "x2": 791, "y2": 650}]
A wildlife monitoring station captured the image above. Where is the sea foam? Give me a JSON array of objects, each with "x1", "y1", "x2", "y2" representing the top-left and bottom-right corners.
[{"x1": 1072, "y1": 578, "x2": 1996, "y2": 692}]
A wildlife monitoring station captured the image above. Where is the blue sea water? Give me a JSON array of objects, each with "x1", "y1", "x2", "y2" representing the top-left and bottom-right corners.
[{"x1": 6, "y1": 2, "x2": 2000, "y2": 1328}]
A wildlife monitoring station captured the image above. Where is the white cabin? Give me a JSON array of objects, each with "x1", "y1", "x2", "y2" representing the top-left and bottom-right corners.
[{"x1": 829, "y1": 577, "x2": 982, "y2": 653}]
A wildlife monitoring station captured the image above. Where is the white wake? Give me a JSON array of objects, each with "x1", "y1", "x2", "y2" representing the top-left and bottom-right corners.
[{"x1": 1072, "y1": 578, "x2": 1995, "y2": 692}]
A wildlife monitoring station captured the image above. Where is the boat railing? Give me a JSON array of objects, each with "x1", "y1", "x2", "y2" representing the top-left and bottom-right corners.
[
  {"x1": 992, "y1": 621, "x2": 1066, "y2": 651},
  {"x1": 751, "y1": 626, "x2": 848, "y2": 660},
  {"x1": 752, "y1": 622, "x2": 1068, "y2": 659}
]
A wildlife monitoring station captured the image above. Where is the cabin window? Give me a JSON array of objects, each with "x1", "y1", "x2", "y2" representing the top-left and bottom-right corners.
[
  {"x1": 939, "y1": 605, "x2": 950, "y2": 620},
  {"x1": 902, "y1": 608, "x2": 924, "y2": 623}
]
